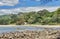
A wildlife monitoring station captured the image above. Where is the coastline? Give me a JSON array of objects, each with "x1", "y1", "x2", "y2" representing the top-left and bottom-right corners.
[
  {"x1": 0, "y1": 25, "x2": 60, "y2": 28},
  {"x1": 0, "y1": 25, "x2": 60, "y2": 39}
]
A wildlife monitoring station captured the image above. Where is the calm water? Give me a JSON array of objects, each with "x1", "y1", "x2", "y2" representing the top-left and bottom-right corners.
[{"x1": 0, "y1": 26, "x2": 60, "y2": 33}]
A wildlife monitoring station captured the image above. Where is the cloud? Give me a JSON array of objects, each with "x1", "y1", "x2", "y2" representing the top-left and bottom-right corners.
[
  {"x1": 0, "y1": 7, "x2": 59, "y2": 15},
  {"x1": 0, "y1": 0, "x2": 19, "y2": 6}
]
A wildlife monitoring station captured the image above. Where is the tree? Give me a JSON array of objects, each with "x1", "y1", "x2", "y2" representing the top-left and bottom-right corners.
[
  {"x1": 0, "y1": 15, "x2": 12, "y2": 25},
  {"x1": 16, "y1": 14, "x2": 25, "y2": 25},
  {"x1": 56, "y1": 8, "x2": 60, "y2": 23},
  {"x1": 16, "y1": 18, "x2": 25, "y2": 25},
  {"x1": 37, "y1": 9, "x2": 50, "y2": 17},
  {"x1": 10, "y1": 14, "x2": 19, "y2": 23}
]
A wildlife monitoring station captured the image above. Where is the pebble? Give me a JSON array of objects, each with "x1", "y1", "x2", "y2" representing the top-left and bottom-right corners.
[{"x1": 0, "y1": 30, "x2": 60, "y2": 39}]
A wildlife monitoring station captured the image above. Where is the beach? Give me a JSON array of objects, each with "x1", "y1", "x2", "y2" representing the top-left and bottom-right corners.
[
  {"x1": 0, "y1": 25, "x2": 60, "y2": 39},
  {"x1": 0, "y1": 25, "x2": 60, "y2": 28},
  {"x1": 0, "y1": 29, "x2": 60, "y2": 39}
]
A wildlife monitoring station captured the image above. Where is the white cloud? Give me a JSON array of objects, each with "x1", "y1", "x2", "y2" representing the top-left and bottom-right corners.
[
  {"x1": 0, "y1": 0, "x2": 19, "y2": 6},
  {"x1": 0, "y1": 7, "x2": 59, "y2": 15}
]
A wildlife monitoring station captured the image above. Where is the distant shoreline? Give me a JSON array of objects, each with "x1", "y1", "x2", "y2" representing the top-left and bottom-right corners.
[{"x1": 0, "y1": 25, "x2": 60, "y2": 28}]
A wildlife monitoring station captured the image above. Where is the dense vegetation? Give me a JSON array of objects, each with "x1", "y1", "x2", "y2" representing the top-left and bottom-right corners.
[{"x1": 0, "y1": 8, "x2": 59, "y2": 25}]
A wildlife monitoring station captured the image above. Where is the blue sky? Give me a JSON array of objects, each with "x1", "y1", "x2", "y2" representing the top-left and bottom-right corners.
[
  {"x1": 0, "y1": 0, "x2": 60, "y2": 9},
  {"x1": 0, "y1": 0, "x2": 60, "y2": 15}
]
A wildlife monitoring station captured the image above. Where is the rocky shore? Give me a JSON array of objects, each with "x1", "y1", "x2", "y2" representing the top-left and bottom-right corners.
[{"x1": 0, "y1": 29, "x2": 60, "y2": 39}]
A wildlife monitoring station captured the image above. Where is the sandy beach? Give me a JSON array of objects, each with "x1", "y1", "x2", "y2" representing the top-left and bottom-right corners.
[{"x1": 0, "y1": 25, "x2": 60, "y2": 28}]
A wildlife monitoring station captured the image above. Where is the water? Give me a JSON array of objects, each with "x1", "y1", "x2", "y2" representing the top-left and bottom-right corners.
[{"x1": 0, "y1": 26, "x2": 60, "y2": 33}]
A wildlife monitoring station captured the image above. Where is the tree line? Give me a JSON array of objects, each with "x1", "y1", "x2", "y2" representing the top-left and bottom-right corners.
[{"x1": 0, "y1": 8, "x2": 59, "y2": 25}]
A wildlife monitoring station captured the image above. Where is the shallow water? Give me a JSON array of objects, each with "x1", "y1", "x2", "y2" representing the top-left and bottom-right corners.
[{"x1": 0, "y1": 26, "x2": 60, "y2": 33}]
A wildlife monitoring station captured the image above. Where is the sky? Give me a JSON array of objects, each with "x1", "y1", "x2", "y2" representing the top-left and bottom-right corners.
[{"x1": 0, "y1": 0, "x2": 60, "y2": 15}]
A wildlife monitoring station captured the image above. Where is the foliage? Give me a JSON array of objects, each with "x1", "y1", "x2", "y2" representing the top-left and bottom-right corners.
[{"x1": 0, "y1": 8, "x2": 59, "y2": 25}]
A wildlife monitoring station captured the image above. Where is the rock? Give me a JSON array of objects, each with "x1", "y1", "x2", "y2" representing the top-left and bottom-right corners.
[{"x1": 0, "y1": 30, "x2": 60, "y2": 39}]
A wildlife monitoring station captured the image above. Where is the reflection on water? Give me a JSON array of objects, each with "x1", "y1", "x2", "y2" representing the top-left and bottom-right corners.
[{"x1": 0, "y1": 26, "x2": 60, "y2": 33}]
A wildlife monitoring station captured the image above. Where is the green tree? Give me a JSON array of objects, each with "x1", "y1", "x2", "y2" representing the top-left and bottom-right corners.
[{"x1": 0, "y1": 15, "x2": 12, "y2": 25}]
